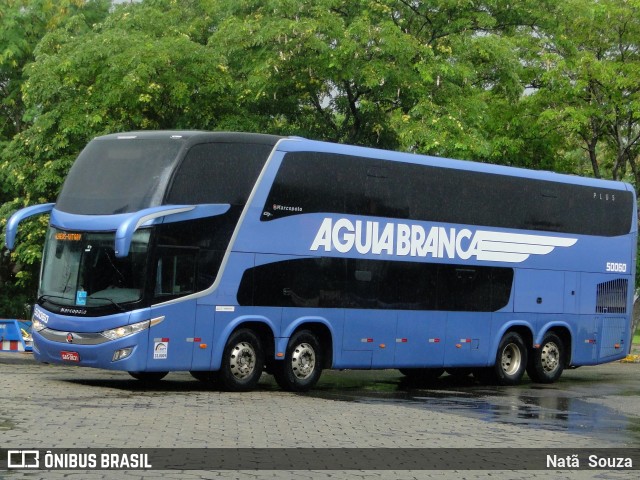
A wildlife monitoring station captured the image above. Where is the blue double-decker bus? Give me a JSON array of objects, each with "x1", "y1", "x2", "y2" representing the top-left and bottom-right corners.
[{"x1": 5, "y1": 131, "x2": 637, "y2": 391}]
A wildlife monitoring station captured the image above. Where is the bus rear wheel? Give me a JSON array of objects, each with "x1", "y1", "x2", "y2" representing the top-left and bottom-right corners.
[
  {"x1": 128, "y1": 371, "x2": 168, "y2": 382},
  {"x1": 273, "y1": 330, "x2": 323, "y2": 392},
  {"x1": 527, "y1": 332, "x2": 565, "y2": 383},
  {"x1": 479, "y1": 332, "x2": 528, "y2": 386},
  {"x1": 219, "y1": 329, "x2": 264, "y2": 392}
]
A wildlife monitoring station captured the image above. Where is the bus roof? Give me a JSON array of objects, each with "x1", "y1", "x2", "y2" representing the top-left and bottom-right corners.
[{"x1": 94, "y1": 130, "x2": 284, "y2": 146}]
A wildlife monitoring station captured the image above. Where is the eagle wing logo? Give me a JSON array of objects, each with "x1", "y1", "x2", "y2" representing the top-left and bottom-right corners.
[{"x1": 474, "y1": 231, "x2": 578, "y2": 263}]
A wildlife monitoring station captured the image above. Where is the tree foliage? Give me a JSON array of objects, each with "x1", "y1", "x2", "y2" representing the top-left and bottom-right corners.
[
  {"x1": 1, "y1": 0, "x2": 110, "y2": 141},
  {"x1": 1, "y1": 0, "x2": 640, "y2": 313},
  {"x1": 0, "y1": 0, "x2": 110, "y2": 315},
  {"x1": 533, "y1": 0, "x2": 640, "y2": 183}
]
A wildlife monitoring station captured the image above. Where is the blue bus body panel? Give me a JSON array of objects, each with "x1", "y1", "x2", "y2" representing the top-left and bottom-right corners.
[
  {"x1": 233, "y1": 212, "x2": 633, "y2": 274},
  {"x1": 148, "y1": 301, "x2": 197, "y2": 370},
  {"x1": 51, "y1": 209, "x2": 132, "y2": 231},
  {"x1": 394, "y1": 311, "x2": 446, "y2": 368}
]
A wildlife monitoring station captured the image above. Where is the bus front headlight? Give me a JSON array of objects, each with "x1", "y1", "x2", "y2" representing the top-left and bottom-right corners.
[{"x1": 102, "y1": 320, "x2": 150, "y2": 340}]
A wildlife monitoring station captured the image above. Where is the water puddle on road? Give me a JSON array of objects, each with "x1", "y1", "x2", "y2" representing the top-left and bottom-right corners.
[{"x1": 305, "y1": 370, "x2": 640, "y2": 445}]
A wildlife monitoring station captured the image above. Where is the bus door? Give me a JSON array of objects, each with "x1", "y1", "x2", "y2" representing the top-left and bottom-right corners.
[
  {"x1": 440, "y1": 266, "x2": 497, "y2": 367},
  {"x1": 391, "y1": 261, "x2": 445, "y2": 367},
  {"x1": 340, "y1": 259, "x2": 396, "y2": 367},
  {"x1": 147, "y1": 245, "x2": 199, "y2": 370},
  {"x1": 394, "y1": 311, "x2": 446, "y2": 368}
]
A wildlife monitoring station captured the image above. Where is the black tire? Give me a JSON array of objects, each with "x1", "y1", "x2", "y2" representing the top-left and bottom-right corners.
[
  {"x1": 190, "y1": 370, "x2": 219, "y2": 383},
  {"x1": 472, "y1": 367, "x2": 495, "y2": 384},
  {"x1": 527, "y1": 332, "x2": 565, "y2": 383},
  {"x1": 128, "y1": 371, "x2": 168, "y2": 382},
  {"x1": 445, "y1": 368, "x2": 474, "y2": 378},
  {"x1": 399, "y1": 368, "x2": 444, "y2": 380},
  {"x1": 273, "y1": 330, "x2": 323, "y2": 392},
  {"x1": 219, "y1": 329, "x2": 264, "y2": 392},
  {"x1": 479, "y1": 332, "x2": 528, "y2": 386}
]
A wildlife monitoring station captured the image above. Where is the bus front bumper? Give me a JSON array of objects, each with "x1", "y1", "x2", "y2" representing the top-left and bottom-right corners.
[{"x1": 32, "y1": 328, "x2": 149, "y2": 371}]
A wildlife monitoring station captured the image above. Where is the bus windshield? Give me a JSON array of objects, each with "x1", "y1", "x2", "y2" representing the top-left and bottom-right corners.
[
  {"x1": 55, "y1": 137, "x2": 183, "y2": 215},
  {"x1": 40, "y1": 228, "x2": 150, "y2": 309}
]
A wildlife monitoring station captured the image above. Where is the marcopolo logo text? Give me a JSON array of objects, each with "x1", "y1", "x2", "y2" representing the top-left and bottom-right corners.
[{"x1": 310, "y1": 218, "x2": 577, "y2": 264}]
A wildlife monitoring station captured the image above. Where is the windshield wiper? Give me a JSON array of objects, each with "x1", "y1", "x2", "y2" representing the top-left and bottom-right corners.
[
  {"x1": 38, "y1": 294, "x2": 125, "y2": 312},
  {"x1": 87, "y1": 296, "x2": 126, "y2": 312},
  {"x1": 38, "y1": 294, "x2": 72, "y2": 304}
]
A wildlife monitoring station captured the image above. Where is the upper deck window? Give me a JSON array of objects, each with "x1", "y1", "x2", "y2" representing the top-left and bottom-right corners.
[
  {"x1": 263, "y1": 151, "x2": 633, "y2": 237},
  {"x1": 56, "y1": 136, "x2": 276, "y2": 214},
  {"x1": 166, "y1": 143, "x2": 273, "y2": 206},
  {"x1": 56, "y1": 137, "x2": 183, "y2": 215}
]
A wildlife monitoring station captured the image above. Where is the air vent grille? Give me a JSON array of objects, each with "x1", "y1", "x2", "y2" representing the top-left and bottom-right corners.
[{"x1": 596, "y1": 278, "x2": 628, "y2": 314}]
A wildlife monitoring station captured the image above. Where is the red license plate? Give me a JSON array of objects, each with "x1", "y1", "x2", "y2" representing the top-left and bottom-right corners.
[{"x1": 61, "y1": 351, "x2": 80, "y2": 362}]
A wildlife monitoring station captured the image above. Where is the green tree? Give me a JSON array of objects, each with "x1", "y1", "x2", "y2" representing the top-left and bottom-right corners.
[
  {"x1": 387, "y1": 0, "x2": 561, "y2": 165},
  {"x1": 206, "y1": 0, "x2": 422, "y2": 147},
  {"x1": 209, "y1": 0, "x2": 561, "y2": 165},
  {"x1": 1, "y1": 0, "x2": 108, "y2": 142},
  {"x1": 0, "y1": 0, "x2": 110, "y2": 316},
  {"x1": 533, "y1": 0, "x2": 640, "y2": 185}
]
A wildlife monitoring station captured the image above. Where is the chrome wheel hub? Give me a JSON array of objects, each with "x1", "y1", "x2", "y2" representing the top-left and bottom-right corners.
[
  {"x1": 291, "y1": 343, "x2": 316, "y2": 380},
  {"x1": 540, "y1": 342, "x2": 560, "y2": 373},
  {"x1": 501, "y1": 343, "x2": 522, "y2": 376},
  {"x1": 229, "y1": 341, "x2": 256, "y2": 380}
]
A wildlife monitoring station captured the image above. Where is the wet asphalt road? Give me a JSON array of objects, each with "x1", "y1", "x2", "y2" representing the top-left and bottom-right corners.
[{"x1": 307, "y1": 362, "x2": 640, "y2": 446}]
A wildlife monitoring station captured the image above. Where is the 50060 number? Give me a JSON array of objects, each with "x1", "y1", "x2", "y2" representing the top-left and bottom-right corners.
[{"x1": 606, "y1": 262, "x2": 628, "y2": 273}]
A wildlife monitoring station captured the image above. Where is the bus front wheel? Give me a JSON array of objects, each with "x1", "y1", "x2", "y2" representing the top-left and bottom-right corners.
[
  {"x1": 273, "y1": 330, "x2": 323, "y2": 392},
  {"x1": 527, "y1": 332, "x2": 565, "y2": 383},
  {"x1": 219, "y1": 329, "x2": 265, "y2": 392},
  {"x1": 479, "y1": 332, "x2": 528, "y2": 386}
]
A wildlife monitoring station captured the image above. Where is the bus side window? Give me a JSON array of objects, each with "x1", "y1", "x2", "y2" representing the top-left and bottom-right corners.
[{"x1": 154, "y1": 246, "x2": 197, "y2": 298}]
